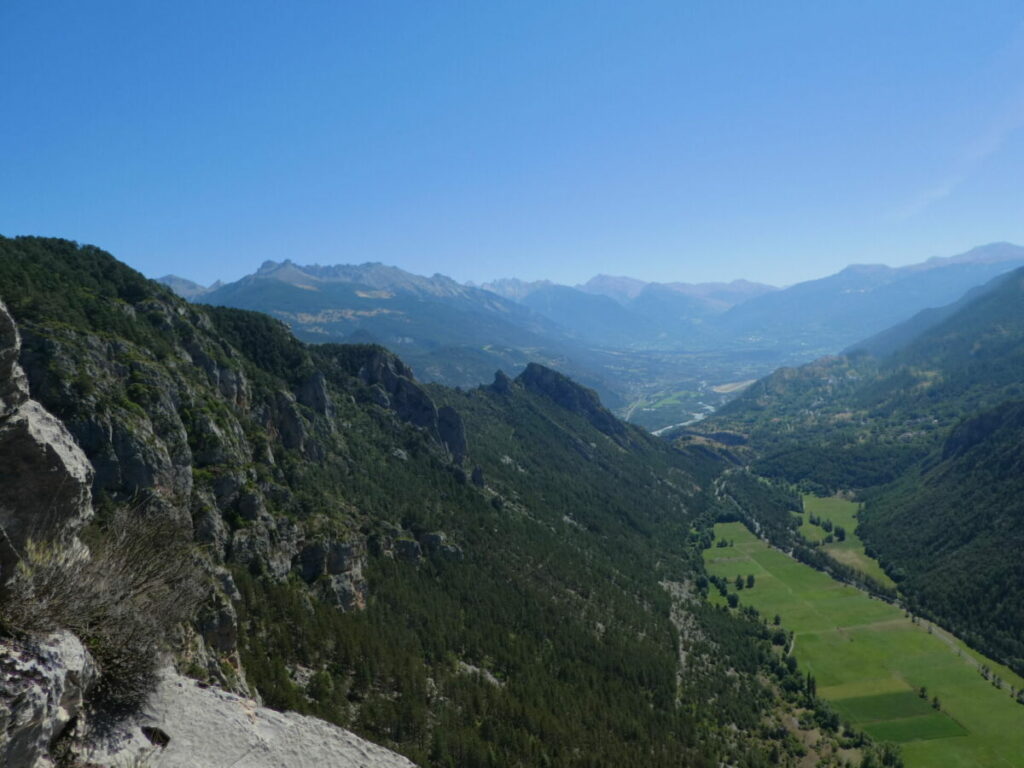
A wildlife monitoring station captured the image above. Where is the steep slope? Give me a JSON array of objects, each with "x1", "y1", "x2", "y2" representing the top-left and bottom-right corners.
[
  {"x1": 0, "y1": 295, "x2": 415, "y2": 768},
  {"x1": 0, "y1": 236, "x2": 801, "y2": 767},
  {"x1": 202, "y1": 259, "x2": 564, "y2": 351},
  {"x1": 173, "y1": 247, "x2": 1023, "y2": 437},
  {"x1": 858, "y1": 401, "x2": 1024, "y2": 673}
]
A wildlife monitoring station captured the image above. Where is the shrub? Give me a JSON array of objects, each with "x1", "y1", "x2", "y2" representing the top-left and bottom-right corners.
[{"x1": 0, "y1": 503, "x2": 202, "y2": 713}]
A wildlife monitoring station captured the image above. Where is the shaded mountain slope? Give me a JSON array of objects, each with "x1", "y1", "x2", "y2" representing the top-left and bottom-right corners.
[{"x1": 859, "y1": 400, "x2": 1024, "y2": 673}]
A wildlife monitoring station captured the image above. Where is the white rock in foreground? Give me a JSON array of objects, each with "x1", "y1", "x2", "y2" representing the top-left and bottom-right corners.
[
  {"x1": 0, "y1": 632, "x2": 96, "y2": 768},
  {"x1": 86, "y1": 669, "x2": 417, "y2": 768}
]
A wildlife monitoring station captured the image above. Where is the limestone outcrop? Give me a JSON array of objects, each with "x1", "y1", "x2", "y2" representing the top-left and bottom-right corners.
[
  {"x1": 516, "y1": 362, "x2": 629, "y2": 443},
  {"x1": 0, "y1": 632, "x2": 95, "y2": 768},
  {"x1": 0, "y1": 298, "x2": 418, "y2": 767},
  {"x1": 81, "y1": 670, "x2": 418, "y2": 768},
  {"x1": 0, "y1": 300, "x2": 93, "y2": 586}
]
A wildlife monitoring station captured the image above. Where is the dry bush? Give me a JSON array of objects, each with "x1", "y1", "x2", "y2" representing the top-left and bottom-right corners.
[{"x1": 0, "y1": 504, "x2": 203, "y2": 713}]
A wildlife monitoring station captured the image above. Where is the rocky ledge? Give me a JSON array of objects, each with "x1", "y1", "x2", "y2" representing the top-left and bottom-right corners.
[{"x1": 85, "y1": 668, "x2": 418, "y2": 768}]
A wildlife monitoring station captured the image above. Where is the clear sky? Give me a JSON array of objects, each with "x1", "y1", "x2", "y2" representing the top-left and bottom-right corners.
[{"x1": 3, "y1": 1, "x2": 1024, "y2": 288}]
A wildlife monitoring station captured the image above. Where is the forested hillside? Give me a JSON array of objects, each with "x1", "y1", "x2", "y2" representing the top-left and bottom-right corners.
[
  {"x1": 859, "y1": 401, "x2": 1024, "y2": 673},
  {"x1": 0, "y1": 236, "x2": 828, "y2": 767}
]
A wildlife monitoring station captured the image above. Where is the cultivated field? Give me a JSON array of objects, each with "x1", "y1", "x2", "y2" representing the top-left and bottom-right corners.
[
  {"x1": 705, "y1": 523, "x2": 1024, "y2": 768},
  {"x1": 798, "y1": 495, "x2": 896, "y2": 588}
]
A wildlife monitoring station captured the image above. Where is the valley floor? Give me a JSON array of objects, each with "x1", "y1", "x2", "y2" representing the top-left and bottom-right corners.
[
  {"x1": 797, "y1": 495, "x2": 896, "y2": 589},
  {"x1": 705, "y1": 522, "x2": 1024, "y2": 768}
]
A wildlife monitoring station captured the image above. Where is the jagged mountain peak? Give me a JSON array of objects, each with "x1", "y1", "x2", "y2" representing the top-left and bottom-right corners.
[{"x1": 227, "y1": 259, "x2": 480, "y2": 300}]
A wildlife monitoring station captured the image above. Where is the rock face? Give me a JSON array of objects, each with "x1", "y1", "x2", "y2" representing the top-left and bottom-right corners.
[
  {"x1": 0, "y1": 300, "x2": 416, "y2": 768},
  {"x1": 358, "y1": 348, "x2": 438, "y2": 431},
  {"x1": 437, "y1": 405, "x2": 467, "y2": 463},
  {"x1": 82, "y1": 670, "x2": 418, "y2": 768},
  {"x1": 0, "y1": 632, "x2": 96, "y2": 768},
  {"x1": 355, "y1": 347, "x2": 470, "y2": 461},
  {"x1": 296, "y1": 538, "x2": 369, "y2": 611},
  {"x1": 0, "y1": 301, "x2": 93, "y2": 586},
  {"x1": 516, "y1": 362, "x2": 628, "y2": 442}
]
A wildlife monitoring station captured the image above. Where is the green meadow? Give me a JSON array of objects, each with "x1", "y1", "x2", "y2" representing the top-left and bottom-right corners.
[
  {"x1": 798, "y1": 495, "x2": 897, "y2": 588},
  {"x1": 705, "y1": 522, "x2": 1024, "y2": 768}
]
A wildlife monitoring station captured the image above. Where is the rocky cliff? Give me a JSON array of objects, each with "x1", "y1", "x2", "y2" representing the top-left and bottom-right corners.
[
  {"x1": 0, "y1": 301, "x2": 93, "y2": 588},
  {"x1": 0, "y1": 296, "x2": 417, "y2": 767}
]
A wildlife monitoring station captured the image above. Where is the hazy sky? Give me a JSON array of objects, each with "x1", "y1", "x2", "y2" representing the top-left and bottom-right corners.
[{"x1": 3, "y1": 1, "x2": 1024, "y2": 288}]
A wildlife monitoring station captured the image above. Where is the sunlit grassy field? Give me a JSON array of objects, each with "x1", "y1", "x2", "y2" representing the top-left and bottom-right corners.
[
  {"x1": 705, "y1": 522, "x2": 1024, "y2": 767},
  {"x1": 798, "y1": 495, "x2": 897, "y2": 588}
]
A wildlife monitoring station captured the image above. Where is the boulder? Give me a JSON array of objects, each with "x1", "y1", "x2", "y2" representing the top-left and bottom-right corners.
[
  {"x1": 0, "y1": 632, "x2": 96, "y2": 768},
  {"x1": 394, "y1": 539, "x2": 422, "y2": 562}
]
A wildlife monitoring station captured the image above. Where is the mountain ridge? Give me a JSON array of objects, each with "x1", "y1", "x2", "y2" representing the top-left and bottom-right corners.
[{"x1": 157, "y1": 242, "x2": 1024, "y2": 436}]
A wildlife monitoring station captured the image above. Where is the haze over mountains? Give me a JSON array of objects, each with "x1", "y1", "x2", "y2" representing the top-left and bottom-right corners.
[{"x1": 160, "y1": 242, "x2": 1024, "y2": 432}]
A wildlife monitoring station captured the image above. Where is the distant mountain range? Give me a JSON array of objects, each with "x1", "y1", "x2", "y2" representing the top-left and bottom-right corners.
[
  {"x1": 169, "y1": 259, "x2": 625, "y2": 406},
  {"x1": 159, "y1": 242, "x2": 1024, "y2": 430},
  {"x1": 707, "y1": 242, "x2": 1024, "y2": 355}
]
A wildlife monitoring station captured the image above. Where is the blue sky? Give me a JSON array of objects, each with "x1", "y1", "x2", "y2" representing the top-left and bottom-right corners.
[{"x1": 3, "y1": 1, "x2": 1024, "y2": 287}]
